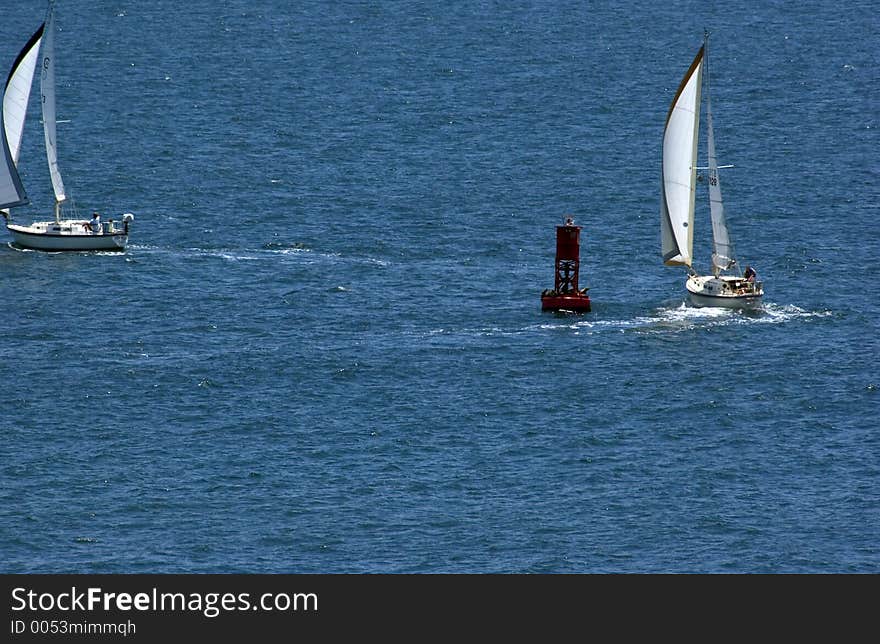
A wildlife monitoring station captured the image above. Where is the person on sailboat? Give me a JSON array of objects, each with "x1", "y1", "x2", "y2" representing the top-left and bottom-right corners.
[
  {"x1": 743, "y1": 265, "x2": 756, "y2": 282},
  {"x1": 88, "y1": 211, "x2": 102, "y2": 234}
]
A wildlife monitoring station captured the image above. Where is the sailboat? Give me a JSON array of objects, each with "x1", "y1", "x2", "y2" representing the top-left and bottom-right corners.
[
  {"x1": 1, "y1": 1, "x2": 133, "y2": 251},
  {"x1": 660, "y1": 33, "x2": 762, "y2": 308}
]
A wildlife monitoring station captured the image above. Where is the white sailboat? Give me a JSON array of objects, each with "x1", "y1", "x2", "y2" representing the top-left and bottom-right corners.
[
  {"x1": 1, "y1": 1, "x2": 133, "y2": 251},
  {"x1": 660, "y1": 33, "x2": 762, "y2": 308}
]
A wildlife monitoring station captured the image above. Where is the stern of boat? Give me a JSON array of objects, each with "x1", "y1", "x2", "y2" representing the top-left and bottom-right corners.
[{"x1": 686, "y1": 274, "x2": 763, "y2": 309}]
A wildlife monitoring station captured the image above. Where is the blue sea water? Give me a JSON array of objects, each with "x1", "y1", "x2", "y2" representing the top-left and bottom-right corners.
[{"x1": 0, "y1": 0, "x2": 877, "y2": 573}]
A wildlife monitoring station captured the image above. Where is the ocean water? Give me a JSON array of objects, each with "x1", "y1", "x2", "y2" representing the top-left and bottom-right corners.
[{"x1": 0, "y1": 0, "x2": 877, "y2": 573}]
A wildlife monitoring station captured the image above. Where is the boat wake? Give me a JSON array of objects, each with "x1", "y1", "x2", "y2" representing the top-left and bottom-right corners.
[
  {"x1": 409, "y1": 302, "x2": 833, "y2": 342},
  {"x1": 126, "y1": 243, "x2": 390, "y2": 267},
  {"x1": 6, "y1": 242, "x2": 36, "y2": 252},
  {"x1": 261, "y1": 241, "x2": 312, "y2": 253},
  {"x1": 533, "y1": 302, "x2": 831, "y2": 335}
]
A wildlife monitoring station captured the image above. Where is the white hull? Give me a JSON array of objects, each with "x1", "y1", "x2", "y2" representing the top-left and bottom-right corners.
[
  {"x1": 686, "y1": 274, "x2": 763, "y2": 309},
  {"x1": 7, "y1": 218, "x2": 129, "y2": 251}
]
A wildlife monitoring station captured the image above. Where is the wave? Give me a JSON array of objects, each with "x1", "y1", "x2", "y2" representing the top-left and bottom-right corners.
[
  {"x1": 418, "y1": 302, "x2": 833, "y2": 340},
  {"x1": 534, "y1": 302, "x2": 832, "y2": 335},
  {"x1": 127, "y1": 243, "x2": 390, "y2": 267}
]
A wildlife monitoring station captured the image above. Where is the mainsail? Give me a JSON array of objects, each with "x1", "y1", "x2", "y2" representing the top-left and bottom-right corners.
[
  {"x1": 660, "y1": 46, "x2": 703, "y2": 267},
  {"x1": 705, "y1": 49, "x2": 736, "y2": 275},
  {"x1": 41, "y1": 0, "x2": 66, "y2": 205}
]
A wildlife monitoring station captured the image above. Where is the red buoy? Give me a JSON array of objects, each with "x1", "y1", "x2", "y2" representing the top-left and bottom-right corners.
[{"x1": 541, "y1": 216, "x2": 591, "y2": 312}]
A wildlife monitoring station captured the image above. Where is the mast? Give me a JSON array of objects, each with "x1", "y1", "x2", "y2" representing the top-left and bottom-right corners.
[
  {"x1": 704, "y1": 31, "x2": 736, "y2": 276},
  {"x1": 41, "y1": 0, "x2": 66, "y2": 223}
]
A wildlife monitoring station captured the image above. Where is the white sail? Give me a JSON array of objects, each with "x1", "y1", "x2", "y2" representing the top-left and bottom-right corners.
[
  {"x1": 0, "y1": 118, "x2": 28, "y2": 209},
  {"x1": 41, "y1": 0, "x2": 66, "y2": 205},
  {"x1": 4, "y1": 25, "x2": 43, "y2": 165},
  {"x1": 0, "y1": 25, "x2": 43, "y2": 210},
  {"x1": 660, "y1": 46, "x2": 703, "y2": 267},
  {"x1": 705, "y1": 57, "x2": 735, "y2": 275}
]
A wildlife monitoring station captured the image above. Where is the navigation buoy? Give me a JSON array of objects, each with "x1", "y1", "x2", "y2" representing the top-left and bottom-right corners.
[{"x1": 541, "y1": 216, "x2": 591, "y2": 312}]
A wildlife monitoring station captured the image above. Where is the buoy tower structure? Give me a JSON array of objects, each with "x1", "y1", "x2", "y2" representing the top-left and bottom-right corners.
[{"x1": 541, "y1": 216, "x2": 591, "y2": 312}]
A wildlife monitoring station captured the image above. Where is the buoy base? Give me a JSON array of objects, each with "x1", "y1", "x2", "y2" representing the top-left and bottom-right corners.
[{"x1": 541, "y1": 292, "x2": 591, "y2": 312}]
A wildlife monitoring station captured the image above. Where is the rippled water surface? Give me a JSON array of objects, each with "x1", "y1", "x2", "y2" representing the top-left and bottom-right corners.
[{"x1": 1, "y1": 0, "x2": 877, "y2": 573}]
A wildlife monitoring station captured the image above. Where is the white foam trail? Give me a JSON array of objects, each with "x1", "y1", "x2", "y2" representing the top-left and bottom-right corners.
[{"x1": 524, "y1": 302, "x2": 832, "y2": 336}]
